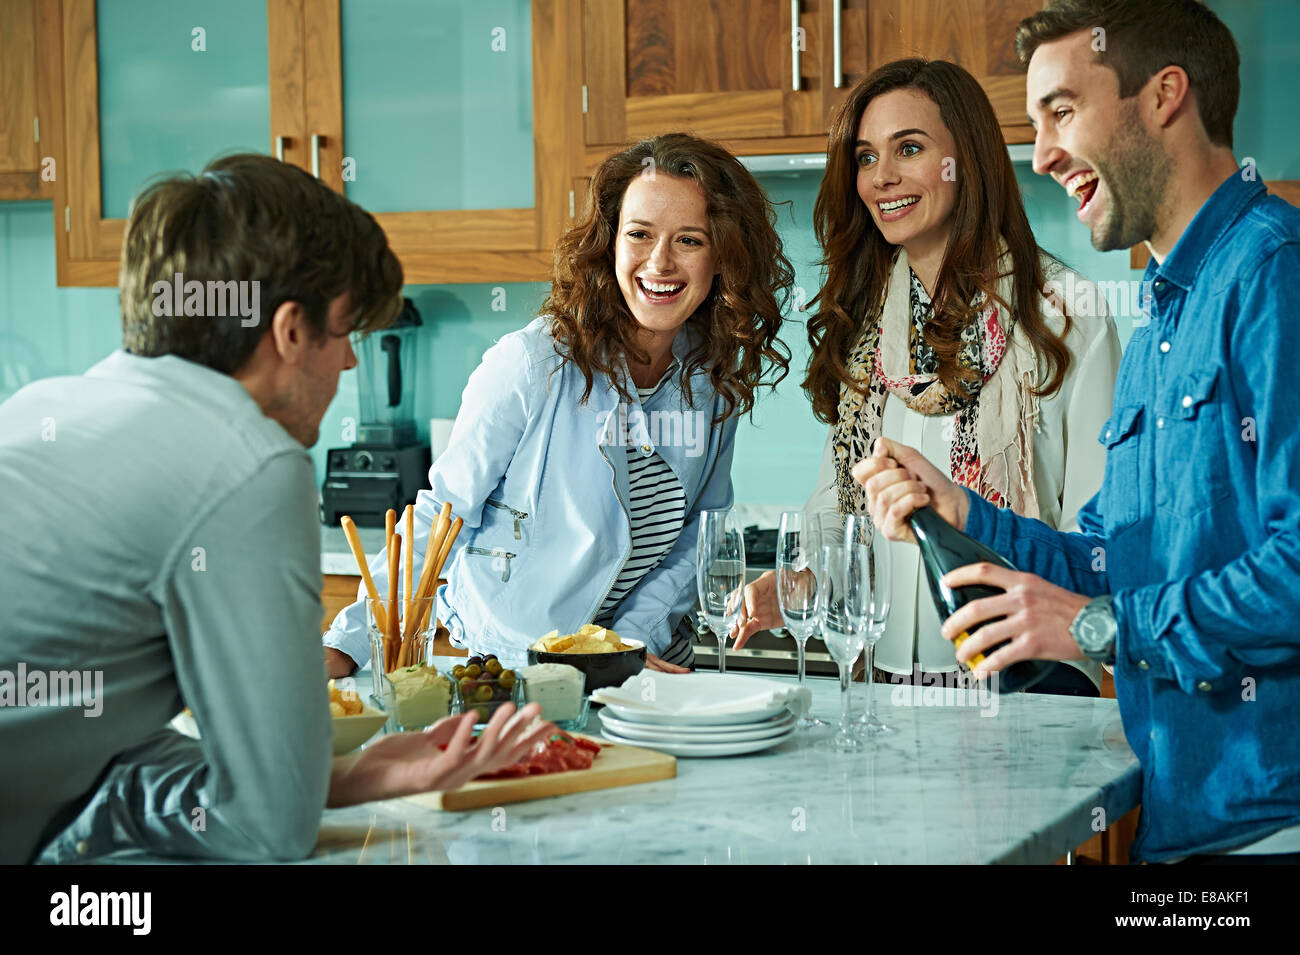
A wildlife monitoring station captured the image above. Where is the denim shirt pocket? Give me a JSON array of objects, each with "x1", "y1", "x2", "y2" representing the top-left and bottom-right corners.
[
  {"x1": 1098, "y1": 404, "x2": 1144, "y2": 532},
  {"x1": 1157, "y1": 368, "x2": 1230, "y2": 517}
]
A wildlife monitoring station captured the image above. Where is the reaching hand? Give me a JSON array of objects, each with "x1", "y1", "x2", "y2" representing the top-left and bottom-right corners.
[
  {"x1": 731, "y1": 570, "x2": 782, "y2": 650},
  {"x1": 324, "y1": 647, "x2": 358, "y2": 679},
  {"x1": 327, "y1": 702, "x2": 553, "y2": 807},
  {"x1": 646, "y1": 652, "x2": 691, "y2": 673},
  {"x1": 850, "y1": 437, "x2": 970, "y2": 544}
]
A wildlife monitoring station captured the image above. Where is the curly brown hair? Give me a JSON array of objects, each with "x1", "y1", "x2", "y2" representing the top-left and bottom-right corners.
[
  {"x1": 544, "y1": 134, "x2": 794, "y2": 422},
  {"x1": 803, "y1": 60, "x2": 1072, "y2": 425}
]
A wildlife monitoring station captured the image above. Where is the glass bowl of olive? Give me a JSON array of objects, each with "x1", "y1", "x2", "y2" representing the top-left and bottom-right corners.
[{"x1": 450, "y1": 655, "x2": 525, "y2": 724}]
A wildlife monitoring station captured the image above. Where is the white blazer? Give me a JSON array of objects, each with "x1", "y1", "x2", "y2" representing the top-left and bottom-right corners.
[{"x1": 804, "y1": 260, "x2": 1123, "y2": 686}]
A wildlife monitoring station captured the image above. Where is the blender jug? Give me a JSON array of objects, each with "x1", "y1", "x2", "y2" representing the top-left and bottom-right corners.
[{"x1": 355, "y1": 299, "x2": 421, "y2": 446}]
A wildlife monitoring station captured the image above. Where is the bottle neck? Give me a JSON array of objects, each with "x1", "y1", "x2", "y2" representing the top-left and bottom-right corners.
[{"x1": 907, "y1": 505, "x2": 945, "y2": 542}]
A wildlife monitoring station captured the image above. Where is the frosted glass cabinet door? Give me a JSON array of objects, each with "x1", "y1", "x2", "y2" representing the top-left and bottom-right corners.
[
  {"x1": 339, "y1": 0, "x2": 533, "y2": 213},
  {"x1": 96, "y1": 0, "x2": 271, "y2": 219}
]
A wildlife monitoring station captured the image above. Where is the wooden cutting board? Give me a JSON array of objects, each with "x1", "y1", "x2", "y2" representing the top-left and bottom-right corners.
[{"x1": 404, "y1": 734, "x2": 676, "y2": 811}]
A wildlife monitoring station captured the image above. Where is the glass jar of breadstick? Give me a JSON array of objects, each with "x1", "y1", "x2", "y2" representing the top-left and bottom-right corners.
[{"x1": 366, "y1": 596, "x2": 456, "y2": 731}]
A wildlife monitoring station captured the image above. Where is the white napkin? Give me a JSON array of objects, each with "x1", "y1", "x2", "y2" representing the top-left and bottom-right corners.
[{"x1": 591, "y1": 672, "x2": 811, "y2": 717}]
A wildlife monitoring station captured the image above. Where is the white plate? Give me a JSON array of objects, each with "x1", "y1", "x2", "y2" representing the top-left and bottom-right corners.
[
  {"x1": 601, "y1": 698, "x2": 790, "y2": 726},
  {"x1": 598, "y1": 724, "x2": 797, "y2": 757},
  {"x1": 598, "y1": 709, "x2": 795, "y2": 742}
]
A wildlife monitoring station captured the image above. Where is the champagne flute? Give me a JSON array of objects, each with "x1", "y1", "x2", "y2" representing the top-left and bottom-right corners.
[
  {"x1": 776, "y1": 511, "x2": 827, "y2": 730},
  {"x1": 696, "y1": 508, "x2": 745, "y2": 674},
  {"x1": 847, "y1": 514, "x2": 896, "y2": 736},
  {"x1": 815, "y1": 541, "x2": 870, "y2": 753}
]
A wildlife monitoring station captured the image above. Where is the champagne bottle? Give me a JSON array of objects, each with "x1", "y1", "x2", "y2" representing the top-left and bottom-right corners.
[{"x1": 907, "y1": 505, "x2": 1056, "y2": 694}]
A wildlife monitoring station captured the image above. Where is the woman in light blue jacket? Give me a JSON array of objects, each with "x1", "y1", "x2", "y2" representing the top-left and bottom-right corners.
[{"x1": 325, "y1": 133, "x2": 793, "y2": 672}]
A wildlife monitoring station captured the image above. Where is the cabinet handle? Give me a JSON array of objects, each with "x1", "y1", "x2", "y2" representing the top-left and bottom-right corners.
[
  {"x1": 275, "y1": 135, "x2": 286, "y2": 162},
  {"x1": 791, "y1": 0, "x2": 801, "y2": 92},
  {"x1": 833, "y1": 1, "x2": 843, "y2": 89},
  {"x1": 310, "y1": 134, "x2": 322, "y2": 178}
]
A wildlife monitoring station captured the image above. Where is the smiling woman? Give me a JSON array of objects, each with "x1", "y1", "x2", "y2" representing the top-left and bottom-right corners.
[
  {"x1": 736, "y1": 60, "x2": 1123, "y2": 697},
  {"x1": 548, "y1": 134, "x2": 794, "y2": 422},
  {"x1": 324, "y1": 134, "x2": 795, "y2": 676}
]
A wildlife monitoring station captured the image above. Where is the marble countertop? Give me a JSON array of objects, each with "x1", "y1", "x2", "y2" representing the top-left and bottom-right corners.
[
  {"x1": 320, "y1": 523, "x2": 385, "y2": 575},
  {"x1": 118, "y1": 659, "x2": 1140, "y2": 864}
]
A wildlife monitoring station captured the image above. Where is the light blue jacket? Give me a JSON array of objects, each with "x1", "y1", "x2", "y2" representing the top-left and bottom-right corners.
[{"x1": 324, "y1": 317, "x2": 737, "y2": 668}]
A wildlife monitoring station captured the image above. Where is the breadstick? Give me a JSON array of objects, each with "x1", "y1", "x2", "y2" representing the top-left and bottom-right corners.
[
  {"x1": 414, "y1": 516, "x2": 462, "y2": 634},
  {"x1": 386, "y1": 532, "x2": 401, "y2": 672},
  {"x1": 432, "y1": 516, "x2": 463, "y2": 582},
  {"x1": 404, "y1": 503, "x2": 452, "y2": 643},
  {"x1": 340, "y1": 516, "x2": 387, "y2": 634},
  {"x1": 403, "y1": 505, "x2": 414, "y2": 623}
]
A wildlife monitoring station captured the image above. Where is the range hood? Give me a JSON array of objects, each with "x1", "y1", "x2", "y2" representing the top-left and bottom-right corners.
[{"x1": 741, "y1": 142, "x2": 1036, "y2": 174}]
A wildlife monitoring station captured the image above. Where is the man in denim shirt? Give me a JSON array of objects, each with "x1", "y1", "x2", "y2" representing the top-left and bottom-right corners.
[{"x1": 854, "y1": 0, "x2": 1300, "y2": 863}]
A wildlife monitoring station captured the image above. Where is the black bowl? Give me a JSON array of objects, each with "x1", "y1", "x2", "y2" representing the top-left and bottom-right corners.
[{"x1": 526, "y1": 638, "x2": 647, "y2": 692}]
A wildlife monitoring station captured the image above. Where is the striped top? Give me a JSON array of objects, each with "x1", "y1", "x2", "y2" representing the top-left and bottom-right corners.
[{"x1": 595, "y1": 366, "x2": 694, "y2": 667}]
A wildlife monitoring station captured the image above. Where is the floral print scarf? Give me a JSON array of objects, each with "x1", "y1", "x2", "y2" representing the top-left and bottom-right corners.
[{"x1": 832, "y1": 246, "x2": 1042, "y2": 521}]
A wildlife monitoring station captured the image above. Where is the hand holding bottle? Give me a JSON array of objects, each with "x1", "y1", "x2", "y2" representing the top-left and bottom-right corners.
[{"x1": 850, "y1": 437, "x2": 970, "y2": 544}]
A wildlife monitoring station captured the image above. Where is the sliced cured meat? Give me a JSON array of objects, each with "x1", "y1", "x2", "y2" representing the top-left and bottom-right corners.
[{"x1": 473, "y1": 733, "x2": 601, "y2": 781}]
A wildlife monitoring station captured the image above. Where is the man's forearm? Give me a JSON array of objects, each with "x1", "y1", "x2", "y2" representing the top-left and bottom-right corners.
[
  {"x1": 40, "y1": 731, "x2": 322, "y2": 862},
  {"x1": 962, "y1": 489, "x2": 1110, "y2": 596}
]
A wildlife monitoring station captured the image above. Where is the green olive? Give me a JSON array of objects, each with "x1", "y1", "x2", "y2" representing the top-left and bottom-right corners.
[
  {"x1": 498, "y1": 671, "x2": 515, "y2": 689},
  {"x1": 484, "y1": 658, "x2": 503, "y2": 676},
  {"x1": 463, "y1": 664, "x2": 482, "y2": 679},
  {"x1": 475, "y1": 684, "x2": 494, "y2": 703},
  {"x1": 451, "y1": 665, "x2": 466, "y2": 680}
]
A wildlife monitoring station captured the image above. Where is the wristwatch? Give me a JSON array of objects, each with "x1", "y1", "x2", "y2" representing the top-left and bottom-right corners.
[{"x1": 1069, "y1": 594, "x2": 1117, "y2": 664}]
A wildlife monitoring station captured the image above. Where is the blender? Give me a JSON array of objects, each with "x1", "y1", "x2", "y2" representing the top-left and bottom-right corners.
[{"x1": 321, "y1": 298, "x2": 432, "y2": 526}]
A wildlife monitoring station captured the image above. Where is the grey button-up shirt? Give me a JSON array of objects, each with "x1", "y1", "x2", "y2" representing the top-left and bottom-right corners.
[{"x1": 0, "y1": 350, "x2": 331, "y2": 864}]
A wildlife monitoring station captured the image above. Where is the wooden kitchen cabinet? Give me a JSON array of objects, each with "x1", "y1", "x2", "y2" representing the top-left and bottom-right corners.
[
  {"x1": 0, "y1": 0, "x2": 51, "y2": 200},
  {"x1": 583, "y1": 0, "x2": 829, "y2": 147},
  {"x1": 40, "y1": 0, "x2": 275, "y2": 285},
  {"x1": 40, "y1": 0, "x2": 584, "y2": 286},
  {"x1": 321, "y1": 573, "x2": 362, "y2": 633},
  {"x1": 830, "y1": 0, "x2": 1042, "y2": 143},
  {"x1": 301, "y1": 0, "x2": 583, "y2": 282},
  {"x1": 580, "y1": 0, "x2": 1041, "y2": 176}
]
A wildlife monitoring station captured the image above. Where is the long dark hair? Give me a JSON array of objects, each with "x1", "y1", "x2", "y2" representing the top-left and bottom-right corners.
[
  {"x1": 544, "y1": 133, "x2": 794, "y2": 422},
  {"x1": 803, "y1": 59, "x2": 1071, "y2": 425}
]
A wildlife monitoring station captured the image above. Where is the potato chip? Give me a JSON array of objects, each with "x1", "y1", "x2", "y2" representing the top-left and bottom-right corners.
[
  {"x1": 329, "y1": 701, "x2": 346, "y2": 717},
  {"x1": 535, "y1": 625, "x2": 634, "y2": 654}
]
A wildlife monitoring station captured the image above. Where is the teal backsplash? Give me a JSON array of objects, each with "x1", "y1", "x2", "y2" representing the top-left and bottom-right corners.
[{"x1": 2, "y1": 0, "x2": 1294, "y2": 513}]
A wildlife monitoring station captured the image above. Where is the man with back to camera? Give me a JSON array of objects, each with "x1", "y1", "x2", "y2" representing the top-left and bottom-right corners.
[
  {"x1": 0, "y1": 154, "x2": 549, "y2": 865},
  {"x1": 854, "y1": 0, "x2": 1300, "y2": 863}
]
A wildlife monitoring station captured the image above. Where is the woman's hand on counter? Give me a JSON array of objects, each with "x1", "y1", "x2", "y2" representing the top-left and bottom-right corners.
[
  {"x1": 325, "y1": 647, "x2": 358, "y2": 679},
  {"x1": 851, "y1": 437, "x2": 970, "y2": 543},
  {"x1": 646, "y1": 652, "x2": 691, "y2": 673},
  {"x1": 326, "y1": 702, "x2": 552, "y2": 808},
  {"x1": 731, "y1": 570, "x2": 783, "y2": 650}
]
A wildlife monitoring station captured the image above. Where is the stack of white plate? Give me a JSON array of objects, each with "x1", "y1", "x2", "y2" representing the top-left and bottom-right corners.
[{"x1": 598, "y1": 699, "x2": 796, "y2": 757}]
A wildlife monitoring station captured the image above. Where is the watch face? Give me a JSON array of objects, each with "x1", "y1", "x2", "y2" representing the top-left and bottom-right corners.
[
  {"x1": 1076, "y1": 617, "x2": 1096, "y2": 645},
  {"x1": 1074, "y1": 602, "x2": 1114, "y2": 657}
]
